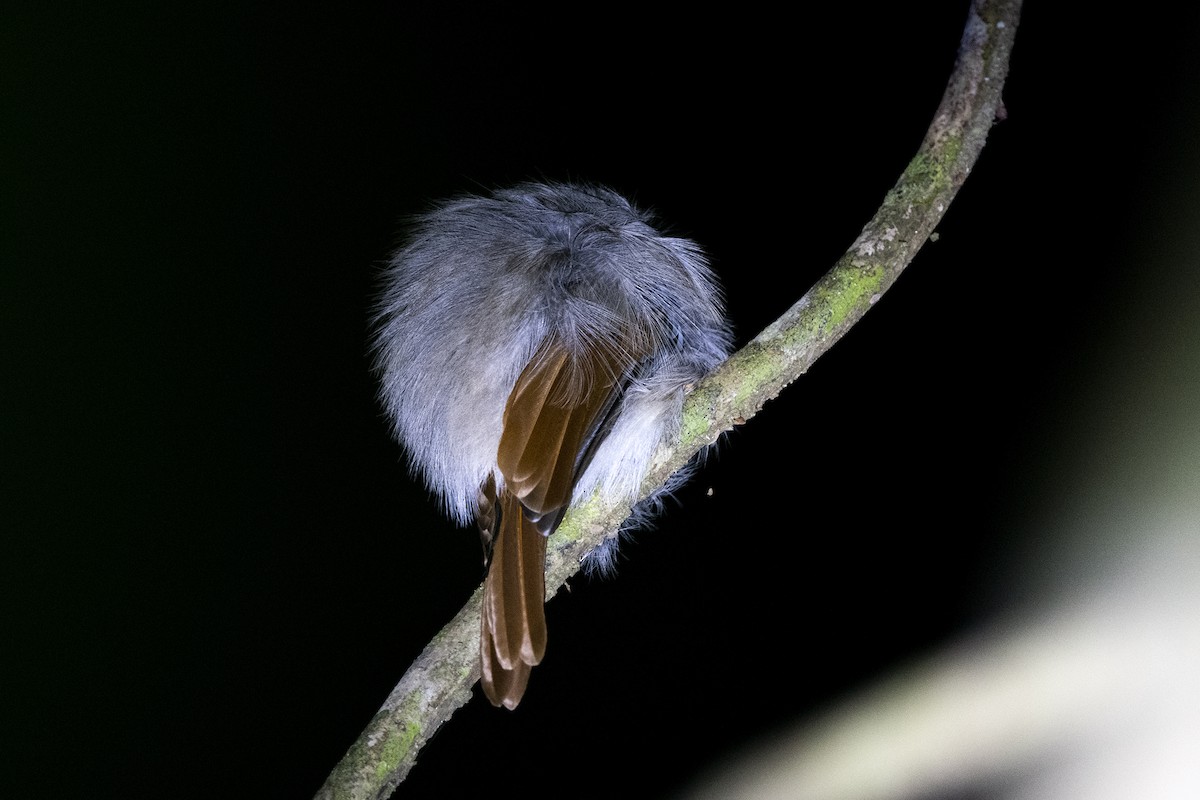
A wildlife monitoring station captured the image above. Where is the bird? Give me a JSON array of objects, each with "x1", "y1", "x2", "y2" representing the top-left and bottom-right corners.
[{"x1": 371, "y1": 181, "x2": 732, "y2": 709}]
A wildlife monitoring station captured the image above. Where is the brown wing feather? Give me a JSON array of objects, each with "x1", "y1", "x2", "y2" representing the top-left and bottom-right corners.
[
  {"x1": 498, "y1": 337, "x2": 627, "y2": 516},
  {"x1": 476, "y1": 473, "x2": 498, "y2": 566},
  {"x1": 479, "y1": 335, "x2": 635, "y2": 708}
]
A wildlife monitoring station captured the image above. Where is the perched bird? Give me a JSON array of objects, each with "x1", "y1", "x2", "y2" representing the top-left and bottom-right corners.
[{"x1": 372, "y1": 182, "x2": 732, "y2": 708}]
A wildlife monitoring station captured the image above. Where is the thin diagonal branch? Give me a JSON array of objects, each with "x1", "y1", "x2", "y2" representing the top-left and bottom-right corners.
[{"x1": 315, "y1": 2, "x2": 1022, "y2": 797}]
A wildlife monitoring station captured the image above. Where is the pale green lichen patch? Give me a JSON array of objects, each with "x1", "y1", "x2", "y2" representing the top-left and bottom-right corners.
[
  {"x1": 374, "y1": 721, "x2": 417, "y2": 781},
  {"x1": 321, "y1": 711, "x2": 422, "y2": 800},
  {"x1": 888, "y1": 140, "x2": 961, "y2": 211},
  {"x1": 552, "y1": 490, "x2": 604, "y2": 546},
  {"x1": 785, "y1": 261, "x2": 887, "y2": 354},
  {"x1": 725, "y1": 342, "x2": 783, "y2": 413},
  {"x1": 823, "y1": 264, "x2": 884, "y2": 326},
  {"x1": 678, "y1": 388, "x2": 716, "y2": 448}
]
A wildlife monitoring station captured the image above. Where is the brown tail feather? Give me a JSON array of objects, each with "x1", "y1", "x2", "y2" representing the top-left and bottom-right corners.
[
  {"x1": 481, "y1": 335, "x2": 639, "y2": 708},
  {"x1": 480, "y1": 489, "x2": 547, "y2": 708}
]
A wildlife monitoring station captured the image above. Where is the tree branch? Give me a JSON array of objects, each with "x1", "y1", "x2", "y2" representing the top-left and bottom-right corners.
[{"x1": 315, "y1": 2, "x2": 1022, "y2": 797}]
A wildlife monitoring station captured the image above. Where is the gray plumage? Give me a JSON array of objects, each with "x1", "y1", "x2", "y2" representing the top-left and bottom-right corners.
[
  {"x1": 371, "y1": 181, "x2": 732, "y2": 706},
  {"x1": 373, "y1": 181, "x2": 731, "y2": 528}
]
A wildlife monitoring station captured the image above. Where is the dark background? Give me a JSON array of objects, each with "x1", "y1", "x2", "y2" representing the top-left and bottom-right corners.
[{"x1": 6, "y1": 4, "x2": 1198, "y2": 799}]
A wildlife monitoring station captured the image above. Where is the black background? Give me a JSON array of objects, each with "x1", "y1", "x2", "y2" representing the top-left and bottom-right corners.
[{"x1": 6, "y1": 4, "x2": 1199, "y2": 799}]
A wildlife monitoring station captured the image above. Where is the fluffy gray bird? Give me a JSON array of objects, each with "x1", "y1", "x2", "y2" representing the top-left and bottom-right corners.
[{"x1": 372, "y1": 182, "x2": 732, "y2": 708}]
